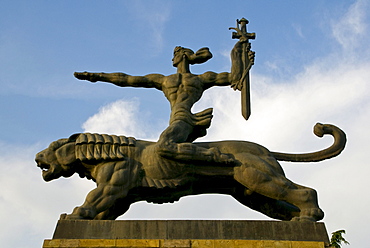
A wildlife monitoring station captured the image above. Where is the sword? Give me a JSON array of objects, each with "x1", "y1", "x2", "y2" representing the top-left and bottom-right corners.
[{"x1": 229, "y1": 18, "x2": 255, "y2": 120}]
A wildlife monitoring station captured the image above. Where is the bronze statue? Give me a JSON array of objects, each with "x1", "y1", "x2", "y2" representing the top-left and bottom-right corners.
[{"x1": 36, "y1": 18, "x2": 347, "y2": 222}]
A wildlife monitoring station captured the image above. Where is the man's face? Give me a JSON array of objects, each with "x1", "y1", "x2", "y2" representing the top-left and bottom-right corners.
[{"x1": 172, "y1": 48, "x2": 194, "y2": 67}]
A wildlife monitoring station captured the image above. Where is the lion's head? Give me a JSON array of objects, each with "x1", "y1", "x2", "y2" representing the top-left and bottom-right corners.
[
  {"x1": 36, "y1": 133, "x2": 137, "y2": 182},
  {"x1": 35, "y1": 138, "x2": 77, "y2": 181}
]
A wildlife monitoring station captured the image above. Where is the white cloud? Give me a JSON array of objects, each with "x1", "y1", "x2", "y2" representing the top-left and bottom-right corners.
[
  {"x1": 292, "y1": 23, "x2": 304, "y2": 39},
  {"x1": 331, "y1": 0, "x2": 369, "y2": 50},
  {"x1": 125, "y1": 0, "x2": 172, "y2": 55},
  {"x1": 82, "y1": 98, "x2": 162, "y2": 140}
]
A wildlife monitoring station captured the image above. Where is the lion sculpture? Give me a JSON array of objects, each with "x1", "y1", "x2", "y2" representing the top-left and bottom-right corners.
[{"x1": 35, "y1": 123, "x2": 345, "y2": 222}]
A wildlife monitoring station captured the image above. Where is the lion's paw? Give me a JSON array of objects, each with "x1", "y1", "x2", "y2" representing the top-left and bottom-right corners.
[
  {"x1": 60, "y1": 211, "x2": 87, "y2": 220},
  {"x1": 292, "y1": 208, "x2": 324, "y2": 222},
  {"x1": 291, "y1": 216, "x2": 316, "y2": 222},
  {"x1": 69, "y1": 206, "x2": 97, "y2": 219}
]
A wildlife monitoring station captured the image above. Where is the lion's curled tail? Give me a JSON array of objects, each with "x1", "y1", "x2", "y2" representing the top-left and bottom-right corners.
[{"x1": 271, "y1": 123, "x2": 346, "y2": 162}]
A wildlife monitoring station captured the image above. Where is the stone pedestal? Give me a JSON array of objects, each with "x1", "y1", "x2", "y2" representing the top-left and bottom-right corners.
[{"x1": 43, "y1": 220, "x2": 331, "y2": 247}]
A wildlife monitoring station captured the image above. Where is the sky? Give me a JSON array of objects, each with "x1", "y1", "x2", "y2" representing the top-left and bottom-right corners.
[{"x1": 1, "y1": 0, "x2": 369, "y2": 247}]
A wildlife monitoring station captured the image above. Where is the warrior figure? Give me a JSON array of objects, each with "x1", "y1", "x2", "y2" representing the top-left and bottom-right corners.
[{"x1": 74, "y1": 37, "x2": 254, "y2": 164}]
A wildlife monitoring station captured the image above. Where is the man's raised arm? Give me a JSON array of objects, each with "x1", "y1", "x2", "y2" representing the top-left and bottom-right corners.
[
  {"x1": 200, "y1": 40, "x2": 254, "y2": 89},
  {"x1": 74, "y1": 71, "x2": 163, "y2": 90},
  {"x1": 230, "y1": 39, "x2": 255, "y2": 91}
]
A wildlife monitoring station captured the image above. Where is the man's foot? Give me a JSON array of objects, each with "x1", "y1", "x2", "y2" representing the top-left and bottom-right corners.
[
  {"x1": 157, "y1": 143, "x2": 235, "y2": 165},
  {"x1": 208, "y1": 147, "x2": 235, "y2": 165}
]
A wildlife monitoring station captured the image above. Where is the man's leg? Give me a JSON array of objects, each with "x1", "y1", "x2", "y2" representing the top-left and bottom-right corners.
[{"x1": 157, "y1": 120, "x2": 234, "y2": 164}]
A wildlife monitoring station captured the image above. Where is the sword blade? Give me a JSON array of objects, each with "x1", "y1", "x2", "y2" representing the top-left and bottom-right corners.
[
  {"x1": 241, "y1": 71, "x2": 251, "y2": 120},
  {"x1": 241, "y1": 42, "x2": 252, "y2": 120}
]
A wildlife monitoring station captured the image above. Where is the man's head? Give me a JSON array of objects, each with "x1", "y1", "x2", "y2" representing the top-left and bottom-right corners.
[{"x1": 172, "y1": 46, "x2": 212, "y2": 67}]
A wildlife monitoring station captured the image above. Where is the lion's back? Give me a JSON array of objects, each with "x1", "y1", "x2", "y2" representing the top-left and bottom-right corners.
[{"x1": 197, "y1": 140, "x2": 272, "y2": 157}]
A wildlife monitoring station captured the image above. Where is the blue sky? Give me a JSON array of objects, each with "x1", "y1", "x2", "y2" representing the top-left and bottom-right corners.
[{"x1": 1, "y1": 0, "x2": 369, "y2": 247}]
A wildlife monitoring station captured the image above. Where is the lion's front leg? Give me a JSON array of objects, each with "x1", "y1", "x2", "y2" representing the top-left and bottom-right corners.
[
  {"x1": 94, "y1": 199, "x2": 132, "y2": 220},
  {"x1": 65, "y1": 161, "x2": 132, "y2": 220},
  {"x1": 65, "y1": 184, "x2": 129, "y2": 220}
]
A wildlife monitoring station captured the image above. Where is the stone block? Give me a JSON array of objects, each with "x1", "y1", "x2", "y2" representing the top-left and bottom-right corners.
[
  {"x1": 43, "y1": 239, "x2": 327, "y2": 248},
  {"x1": 51, "y1": 220, "x2": 329, "y2": 242},
  {"x1": 115, "y1": 239, "x2": 160, "y2": 247},
  {"x1": 161, "y1": 239, "x2": 191, "y2": 248},
  {"x1": 44, "y1": 220, "x2": 330, "y2": 248}
]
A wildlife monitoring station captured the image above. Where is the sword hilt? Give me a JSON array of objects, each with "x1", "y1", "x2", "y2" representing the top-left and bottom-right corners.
[{"x1": 229, "y1": 18, "x2": 256, "y2": 41}]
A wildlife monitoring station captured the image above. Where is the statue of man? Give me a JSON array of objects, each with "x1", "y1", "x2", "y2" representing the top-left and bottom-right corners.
[{"x1": 74, "y1": 38, "x2": 254, "y2": 163}]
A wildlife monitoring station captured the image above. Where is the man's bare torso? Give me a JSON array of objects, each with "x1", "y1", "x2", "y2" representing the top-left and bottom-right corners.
[{"x1": 162, "y1": 73, "x2": 206, "y2": 111}]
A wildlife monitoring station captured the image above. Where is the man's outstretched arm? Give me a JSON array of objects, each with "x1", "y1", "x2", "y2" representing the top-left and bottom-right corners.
[{"x1": 74, "y1": 72, "x2": 164, "y2": 90}]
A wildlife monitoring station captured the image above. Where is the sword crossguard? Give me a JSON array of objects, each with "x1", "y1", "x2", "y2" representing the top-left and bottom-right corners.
[{"x1": 229, "y1": 18, "x2": 256, "y2": 41}]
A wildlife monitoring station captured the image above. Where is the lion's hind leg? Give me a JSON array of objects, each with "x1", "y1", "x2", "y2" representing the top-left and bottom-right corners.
[
  {"x1": 288, "y1": 183, "x2": 324, "y2": 222},
  {"x1": 232, "y1": 187, "x2": 300, "y2": 221},
  {"x1": 234, "y1": 154, "x2": 323, "y2": 221}
]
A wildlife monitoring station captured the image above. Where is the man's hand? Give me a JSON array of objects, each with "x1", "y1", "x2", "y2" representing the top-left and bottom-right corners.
[
  {"x1": 239, "y1": 36, "x2": 248, "y2": 44},
  {"x1": 231, "y1": 49, "x2": 255, "y2": 91},
  {"x1": 74, "y1": 72, "x2": 97, "y2": 82}
]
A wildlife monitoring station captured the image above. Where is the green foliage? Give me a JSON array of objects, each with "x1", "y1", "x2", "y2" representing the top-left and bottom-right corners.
[{"x1": 330, "y1": 230, "x2": 349, "y2": 248}]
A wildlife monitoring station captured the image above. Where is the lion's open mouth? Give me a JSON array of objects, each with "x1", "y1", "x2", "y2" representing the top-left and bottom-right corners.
[{"x1": 36, "y1": 161, "x2": 50, "y2": 172}]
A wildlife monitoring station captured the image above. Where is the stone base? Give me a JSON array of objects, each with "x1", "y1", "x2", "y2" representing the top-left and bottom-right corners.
[
  {"x1": 43, "y1": 220, "x2": 331, "y2": 248},
  {"x1": 44, "y1": 239, "x2": 328, "y2": 248}
]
